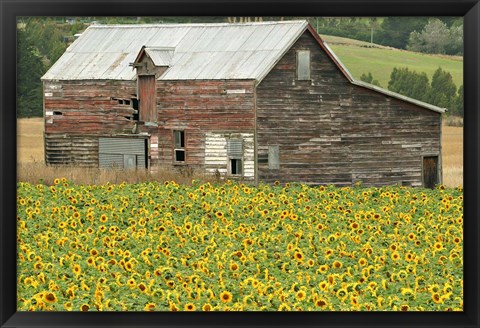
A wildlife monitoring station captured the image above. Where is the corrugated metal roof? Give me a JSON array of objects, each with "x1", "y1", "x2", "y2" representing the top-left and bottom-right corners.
[
  {"x1": 42, "y1": 21, "x2": 308, "y2": 81},
  {"x1": 144, "y1": 47, "x2": 175, "y2": 66}
]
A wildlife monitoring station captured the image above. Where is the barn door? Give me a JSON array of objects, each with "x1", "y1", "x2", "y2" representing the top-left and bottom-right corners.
[
  {"x1": 138, "y1": 75, "x2": 156, "y2": 122},
  {"x1": 423, "y1": 156, "x2": 439, "y2": 189}
]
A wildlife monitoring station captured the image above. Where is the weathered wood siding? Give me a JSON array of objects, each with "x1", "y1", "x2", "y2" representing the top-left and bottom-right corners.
[
  {"x1": 44, "y1": 134, "x2": 99, "y2": 166},
  {"x1": 43, "y1": 80, "x2": 138, "y2": 166},
  {"x1": 256, "y1": 30, "x2": 442, "y2": 186},
  {"x1": 153, "y1": 80, "x2": 255, "y2": 178},
  {"x1": 44, "y1": 80, "x2": 137, "y2": 135}
]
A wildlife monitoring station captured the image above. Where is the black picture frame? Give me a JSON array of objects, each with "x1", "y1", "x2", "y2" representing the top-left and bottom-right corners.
[{"x1": 1, "y1": 0, "x2": 479, "y2": 327}]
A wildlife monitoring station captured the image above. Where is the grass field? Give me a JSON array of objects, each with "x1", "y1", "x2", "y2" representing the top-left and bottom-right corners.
[
  {"x1": 17, "y1": 118, "x2": 463, "y2": 187},
  {"x1": 321, "y1": 35, "x2": 463, "y2": 89}
]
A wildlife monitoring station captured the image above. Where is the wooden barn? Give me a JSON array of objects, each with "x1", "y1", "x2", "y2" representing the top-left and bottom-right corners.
[{"x1": 41, "y1": 20, "x2": 446, "y2": 187}]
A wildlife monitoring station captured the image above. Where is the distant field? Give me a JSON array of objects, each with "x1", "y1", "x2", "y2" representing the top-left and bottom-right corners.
[
  {"x1": 17, "y1": 118, "x2": 463, "y2": 187},
  {"x1": 321, "y1": 35, "x2": 463, "y2": 88}
]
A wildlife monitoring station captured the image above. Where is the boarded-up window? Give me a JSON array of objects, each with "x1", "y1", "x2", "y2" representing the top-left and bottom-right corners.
[
  {"x1": 297, "y1": 50, "x2": 311, "y2": 80},
  {"x1": 423, "y1": 156, "x2": 439, "y2": 189},
  {"x1": 227, "y1": 139, "x2": 243, "y2": 175},
  {"x1": 138, "y1": 75, "x2": 156, "y2": 122},
  {"x1": 268, "y1": 145, "x2": 280, "y2": 170},
  {"x1": 174, "y1": 130, "x2": 185, "y2": 162}
]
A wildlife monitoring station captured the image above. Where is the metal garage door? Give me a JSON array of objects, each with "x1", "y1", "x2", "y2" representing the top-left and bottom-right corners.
[{"x1": 99, "y1": 137, "x2": 147, "y2": 169}]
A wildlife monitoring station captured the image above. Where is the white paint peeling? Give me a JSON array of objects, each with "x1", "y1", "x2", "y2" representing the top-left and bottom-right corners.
[
  {"x1": 44, "y1": 92, "x2": 53, "y2": 97},
  {"x1": 226, "y1": 89, "x2": 246, "y2": 94},
  {"x1": 205, "y1": 132, "x2": 254, "y2": 179}
]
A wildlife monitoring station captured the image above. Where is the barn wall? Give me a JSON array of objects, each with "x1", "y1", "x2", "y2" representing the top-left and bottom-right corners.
[
  {"x1": 43, "y1": 80, "x2": 138, "y2": 166},
  {"x1": 153, "y1": 80, "x2": 256, "y2": 179},
  {"x1": 256, "y1": 30, "x2": 442, "y2": 186}
]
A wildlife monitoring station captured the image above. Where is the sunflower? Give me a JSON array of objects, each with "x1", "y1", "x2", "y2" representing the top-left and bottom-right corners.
[
  {"x1": 295, "y1": 290, "x2": 306, "y2": 301},
  {"x1": 138, "y1": 283, "x2": 147, "y2": 292},
  {"x1": 336, "y1": 288, "x2": 348, "y2": 301},
  {"x1": 202, "y1": 303, "x2": 212, "y2": 311},
  {"x1": 144, "y1": 302, "x2": 156, "y2": 311},
  {"x1": 220, "y1": 291, "x2": 233, "y2": 303},
  {"x1": 184, "y1": 303, "x2": 196, "y2": 311},
  {"x1": 432, "y1": 293, "x2": 442, "y2": 304},
  {"x1": 391, "y1": 252, "x2": 400, "y2": 261},
  {"x1": 318, "y1": 281, "x2": 329, "y2": 291},
  {"x1": 167, "y1": 302, "x2": 179, "y2": 311},
  {"x1": 80, "y1": 304, "x2": 90, "y2": 311},
  {"x1": 315, "y1": 299, "x2": 328, "y2": 309},
  {"x1": 318, "y1": 265, "x2": 328, "y2": 274},
  {"x1": 230, "y1": 262, "x2": 239, "y2": 271},
  {"x1": 433, "y1": 242, "x2": 444, "y2": 251},
  {"x1": 294, "y1": 251, "x2": 304, "y2": 262},
  {"x1": 358, "y1": 258, "x2": 368, "y2": 267},
  {"x1": 332, "y1": 260, "x2": 342, "y2": 269},
  {"x1": 127, "y1": 278, "x2": 136, "y2": 288},
  {"x1": 350, "y1": 295, "x2": 359, "y2": 307},
  {"x1": 166, "y1": 280, "x2": 175, "y2": 289},
  {"x1": 43, "y1": 292, "x2": 57, "y2": 303},
  {"x1": 73, "y1": 264, "x2": 81, "y2": 275}
]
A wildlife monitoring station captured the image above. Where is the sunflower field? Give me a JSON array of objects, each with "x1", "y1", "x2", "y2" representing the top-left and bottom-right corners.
[{"x1": 17, "y1": 179, "x2": 463, "y2": 311}]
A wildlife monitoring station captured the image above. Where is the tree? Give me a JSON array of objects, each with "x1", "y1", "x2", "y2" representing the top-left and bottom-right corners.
[
  {"x1": 407, "y1": 18, "x2": 463, "y2": 55},
  {"x1": 387, "y1": 67, "x2": 431, "y2": 102},
  {"x1": 17, "y1": 28, "x2": 45, "y2": 117},
  {"x1": 428, "y1": 67, "x2": 457, "y2": 110},
  {"x1": 377, "y1": 17, "x2": 429, "y2": 49},
  {"x1": 453, "y1": 85, "x2": 464, "y2": 116},
  {"x1": 360, "y1": 72, "x2": 381, "y2": 87}
]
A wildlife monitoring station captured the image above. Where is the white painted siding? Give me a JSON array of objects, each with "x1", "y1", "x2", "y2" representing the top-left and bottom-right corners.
[{"x1": 205, "y1": 132, "x2": 254, "y2": 179}]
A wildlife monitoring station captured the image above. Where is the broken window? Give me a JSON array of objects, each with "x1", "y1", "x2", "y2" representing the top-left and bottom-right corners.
[
  {"x1": 227, "y1": 139, "x2": 243, "y2": 176},
  {"x1": 174, "y1": 130, "x2": 185, "y2": 163},
  {"x1": 297, "y1": 50, "x2": 311, "y2": 80}
]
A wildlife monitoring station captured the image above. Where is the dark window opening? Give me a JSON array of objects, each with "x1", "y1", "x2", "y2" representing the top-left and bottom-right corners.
[
  {"x1": 53, "y1": 111, "x2": 62, "y2": 116},
  {"x1": 175, "y1": 150, "x2": 185, "y2": 162},
  {"x1": 174, "y1": 130, "x2": 185, "y2": 163},
  {"x1": 132, "y1": 98, "x2": 139, "y2": 121},
  {"x1": 230, "y1": 158, "x2": 242, "y2": 175}
]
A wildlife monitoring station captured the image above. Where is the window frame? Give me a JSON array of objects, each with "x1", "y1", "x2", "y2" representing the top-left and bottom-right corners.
[
  {"x1": 173, "y1": 130, "x2": 186, "y2": 164},
  {"x1": 227, "y1": 138, "x2": 244, "y2": 177}
]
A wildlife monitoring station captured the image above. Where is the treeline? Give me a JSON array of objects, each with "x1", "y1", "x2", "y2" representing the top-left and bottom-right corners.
[
  {"x1": 311, "y1": 17, "x2": 463, "y2": 56},
  {"x1": 361, "y1": 67, "x2": 463, "y2": 116}
]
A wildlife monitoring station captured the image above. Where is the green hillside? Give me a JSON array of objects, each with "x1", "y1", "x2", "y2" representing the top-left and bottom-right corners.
[{"x1": 321, "y1": 35, "x2": 463, "y2": 89}]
